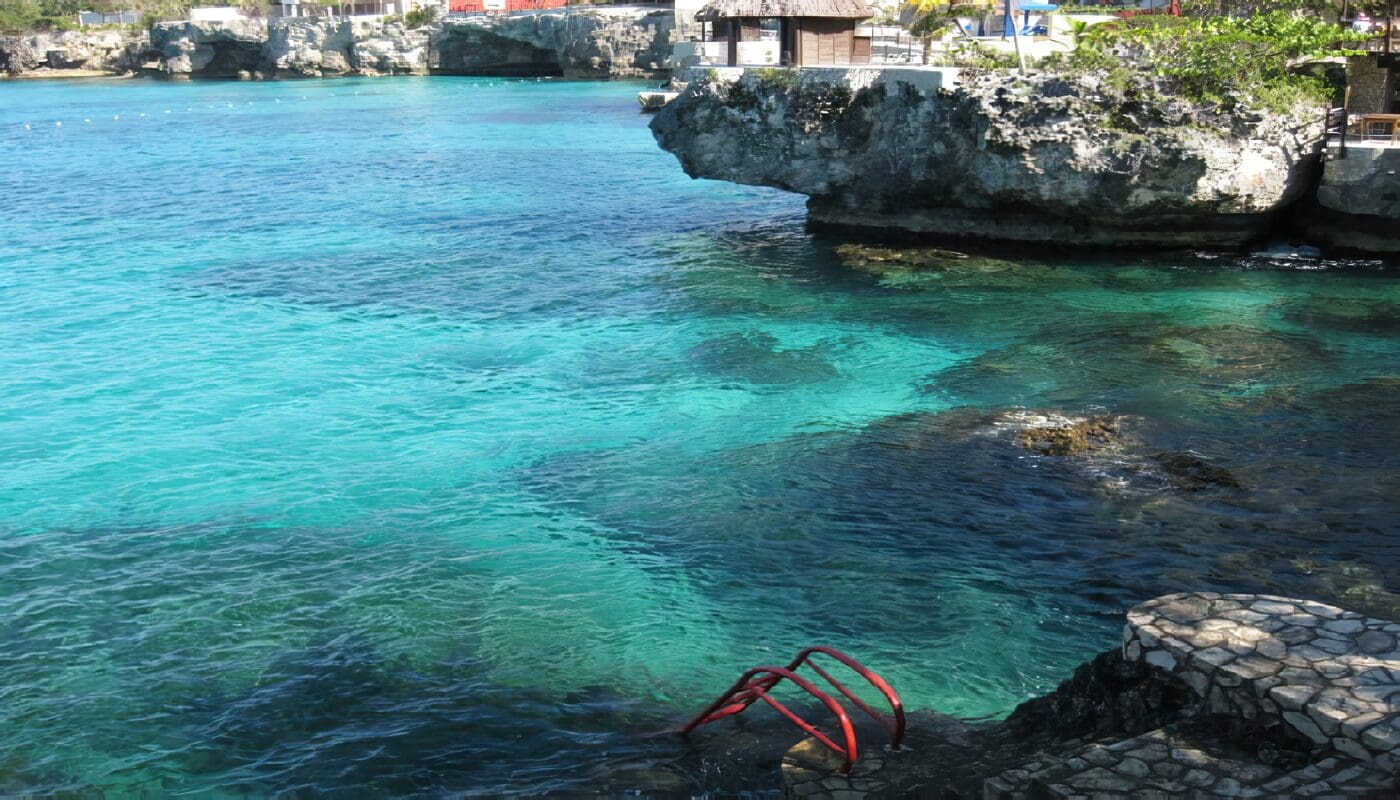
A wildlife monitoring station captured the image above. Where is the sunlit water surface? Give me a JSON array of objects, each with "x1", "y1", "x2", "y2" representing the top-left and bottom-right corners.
[{"x1": 0, "y1": 77, "x2": 1397, "y2": 795}]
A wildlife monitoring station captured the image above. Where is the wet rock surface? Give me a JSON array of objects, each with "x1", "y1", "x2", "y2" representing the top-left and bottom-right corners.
[
  {"x1": 1016, "y1": 415, "x2": 1121, "y2": 457},
  {"x1": 1151, "y1": 451, "x2": 1244, "y2": 491}
]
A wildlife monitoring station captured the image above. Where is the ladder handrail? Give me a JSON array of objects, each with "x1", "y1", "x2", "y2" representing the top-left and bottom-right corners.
[
  {"x1": 678, "y1": 646, "x2": 904, "y2": 773},
  {"x1": 785, "y1": 646, "x2": 906, "y2": 747}
]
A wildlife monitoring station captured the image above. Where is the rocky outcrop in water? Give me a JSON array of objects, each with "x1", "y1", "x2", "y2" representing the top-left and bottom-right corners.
[
  {"x1": 651, "y1": 68, "x2": 1327, "y2": 249},
  {"x1": 0, "y1": 29, "x2": 149, "y2": 75}
]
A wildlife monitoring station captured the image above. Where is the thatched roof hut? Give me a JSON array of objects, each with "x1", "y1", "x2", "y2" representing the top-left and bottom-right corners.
[
  {"x1": 696, "y1": 0, "x2": 876, "y2": 67},
  {"x1": 694, "y1": 0, "x2": 875, "y2": 21}
]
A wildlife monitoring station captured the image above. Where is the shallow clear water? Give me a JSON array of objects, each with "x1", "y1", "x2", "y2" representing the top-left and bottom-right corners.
[{"x1": 0, "y1": 76, "x2": 1397, "y2": 795}]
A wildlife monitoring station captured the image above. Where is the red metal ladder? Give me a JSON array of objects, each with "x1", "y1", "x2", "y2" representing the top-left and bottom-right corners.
[{"x1": 679, "y1": 646, "x2": 905, "y2": 772}]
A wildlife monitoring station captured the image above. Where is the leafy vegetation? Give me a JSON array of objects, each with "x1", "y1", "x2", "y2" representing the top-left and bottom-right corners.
[
  {"x1": 402, "y1": 3, "x2": 434, "y2": 27},
  {"x1": 0, "y1": 0, "x2": 194, "y2": 32},
  {"x1": 1044, "y1": 12, "x2": 1368, "y2": 113}
]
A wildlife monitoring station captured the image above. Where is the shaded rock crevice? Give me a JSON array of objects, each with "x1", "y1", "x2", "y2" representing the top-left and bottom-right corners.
[{"x1": 435, "y1": 8, "x2": 672, "y2": 79}]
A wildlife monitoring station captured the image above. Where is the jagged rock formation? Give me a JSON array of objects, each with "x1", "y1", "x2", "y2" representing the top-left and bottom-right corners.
[
  {"x1": 151, "y1": 20, "x2": 270, "y2": 77},
  {"x1": 434, "y1": 8, "x2": 672, "y2": 79},
  {"x1": 0, "y1": 29, "x2": 149, "y2": 75},
  {"x1": 265, "y1": 19, "x2": 430, "y2": 77},
  {"x1": 150, "y1": 19, "x2": 432, "y2": 78},
  {"x1": 651, "y1": 68, "x2": 1328, "y2": 249}
]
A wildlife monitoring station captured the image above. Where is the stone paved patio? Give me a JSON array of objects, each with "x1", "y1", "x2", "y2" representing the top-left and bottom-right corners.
[{"x1": 775, "y1": 593, "x2": 1398, "y2": 799}]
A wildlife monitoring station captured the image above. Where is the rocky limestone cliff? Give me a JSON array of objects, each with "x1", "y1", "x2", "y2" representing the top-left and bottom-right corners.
[
  {"x1": 69, "y1": 10, "x2": 670, "y2": 80},
  {"x1": 1, "y1": 29, "x2": 149, "y2": 76},
  {"x1": 651, "y1": 68, "x2": 1327, "y2": 249},
  {"x1": 434, "y1": 8, "x2": 672, "y2": 79},
  {"x1": 150, "y1": 19, "x2": 430, "y2": 78},
  {"x1": 266, "y1": 19, "x2": 429, "y2": 77},
  {"x1": 151, "y1": 20, "x2": 270, "y2": 77}
]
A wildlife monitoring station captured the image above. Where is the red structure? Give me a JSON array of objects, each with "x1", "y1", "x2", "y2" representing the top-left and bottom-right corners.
[
  {"x1": 448, "y1": 0, "x2": 566, "y2": 12},
  {"x1": 680, "y1": 646, "x2": 905, "y2": 773}
]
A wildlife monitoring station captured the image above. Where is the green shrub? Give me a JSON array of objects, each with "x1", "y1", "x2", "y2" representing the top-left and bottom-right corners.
[
  {"x1": 1055, "y1": 12, "x2": 1365, "y2": 113},
  {"x1": 403, "y1": 4, "x2": 436, "y2": 28},
  {"x1": 751, "y1": 66, "x2": 799, "y2": 90}
]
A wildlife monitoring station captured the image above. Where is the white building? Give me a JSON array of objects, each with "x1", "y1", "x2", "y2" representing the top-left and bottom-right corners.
[
  {"x1": 188, "y1": 6, "x2": 248, "y2": 22},
  {"x1": 78, "y1": 9, "x2": 139, "y2": 24}
]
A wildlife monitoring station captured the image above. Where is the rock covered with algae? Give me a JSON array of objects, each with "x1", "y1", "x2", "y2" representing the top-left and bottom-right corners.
[{"x1": 1015, "y1": 415, "x2": 1122, "y2": 457}]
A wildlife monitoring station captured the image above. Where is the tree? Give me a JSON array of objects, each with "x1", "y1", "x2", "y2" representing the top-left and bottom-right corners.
[{"x1": 903, "y1": 0, "x2": 989, "y2": 64}]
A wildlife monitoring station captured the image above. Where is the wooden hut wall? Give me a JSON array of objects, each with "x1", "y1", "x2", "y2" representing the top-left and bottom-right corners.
[
  {"x1": 794, "y1": 18, "x2": 859, "y2": 66},
  {"x1": 725, "y1": 17, "x2": 762, "y2": 65}
]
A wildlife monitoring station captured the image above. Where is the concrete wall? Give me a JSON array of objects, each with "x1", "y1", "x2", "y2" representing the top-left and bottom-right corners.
[
  {"x1": 1299, "y1": 143, "x2": 1400, "y2": 254},
  {"x1": 1349, "y1": 54, "x2": 1396, "y2": 115},
  {"x1": 1317, "y1": 143, "x2": 1400, "y2": 218},
  {"x1": 189, "y1": 6, "x2": 247, "y2": 22},
  {"x1": 677, "y1": 63, "x2": 958, "y2": 93}
]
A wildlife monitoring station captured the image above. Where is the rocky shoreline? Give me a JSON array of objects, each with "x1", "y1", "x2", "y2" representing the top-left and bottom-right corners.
[
  {"x1": 651, "y1": 67, "x2": 1400, "y2": 256},
  {"x1": 770, "y1": 592, "x2": 1398, "y2": 798},
  {"x1": 0, "y1": 8, "x2": 671, "y2": 81}
]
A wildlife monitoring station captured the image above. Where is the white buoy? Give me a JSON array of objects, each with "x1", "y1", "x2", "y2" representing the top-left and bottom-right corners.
[
  {"x1": 24, "y1": 124, "x2": 31, "y2": 130},
  {"x1": 164, "y1": 109, "x2": 171, "y2": 114},
  {"x1": 113, "y1": 115, "x2": 119, "y2": 120},
  {"x1": 84, "y1": 118, "x2": 91, "y2": 123},
  {"x1": 139, "y1": 112, "x2": 146, "y2": 117},
  {"x1": 187, "y1": 107, "x2": 192, "y2": 111},
  {"x1": 55, "y1": 121, "x2": 62, "y2": 127}
]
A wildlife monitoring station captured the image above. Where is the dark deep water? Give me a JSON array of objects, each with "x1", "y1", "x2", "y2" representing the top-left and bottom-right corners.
[{"x1": 0, "y1": 76, "x2": 1396, "y2": 794}]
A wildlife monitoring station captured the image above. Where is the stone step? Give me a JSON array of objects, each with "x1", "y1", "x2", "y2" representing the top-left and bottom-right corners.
[
  {"x1": 1124, "y1": 592, "x2": 1399, "y2": 772},
  {"x1": 983, "y1": 726, "x2": 1394, "y2": 799}
]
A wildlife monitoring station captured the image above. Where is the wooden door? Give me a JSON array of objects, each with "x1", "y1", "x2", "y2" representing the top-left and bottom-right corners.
[{"x1": 853, "y1": 36, "x2": 871, "y2": 64}]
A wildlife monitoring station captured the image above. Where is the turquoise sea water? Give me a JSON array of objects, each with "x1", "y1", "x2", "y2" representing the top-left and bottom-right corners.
[{"x1": 0, "y1": 76, "x2": 1397, "y2": 795}]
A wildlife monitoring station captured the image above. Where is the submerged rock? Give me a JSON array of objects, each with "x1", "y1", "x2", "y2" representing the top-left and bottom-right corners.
[
  {"x1": 1151, "y1": 451, "x2": 1243, "y2": 491},
  {"x1": 924, "y1": 322, "x2": 1334, "y2": 411},
  {"x1": 1016, "y1": 415, "x2": 1121, "y2": 457},
  {"x1": 835, "y1": 243, "x2": 975, "y2": 272},
  {"x1": 686, "y1": 330, "x2": 839, "y2": 385}
]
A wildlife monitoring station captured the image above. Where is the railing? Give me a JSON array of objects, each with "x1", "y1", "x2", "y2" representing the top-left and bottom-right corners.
[
  {"x1": 680, "y1": 646, "x2": 905, "y2": 773},
  {"x1": 1325, "y1": 105, "x2": 1349, "y2": 159}
]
